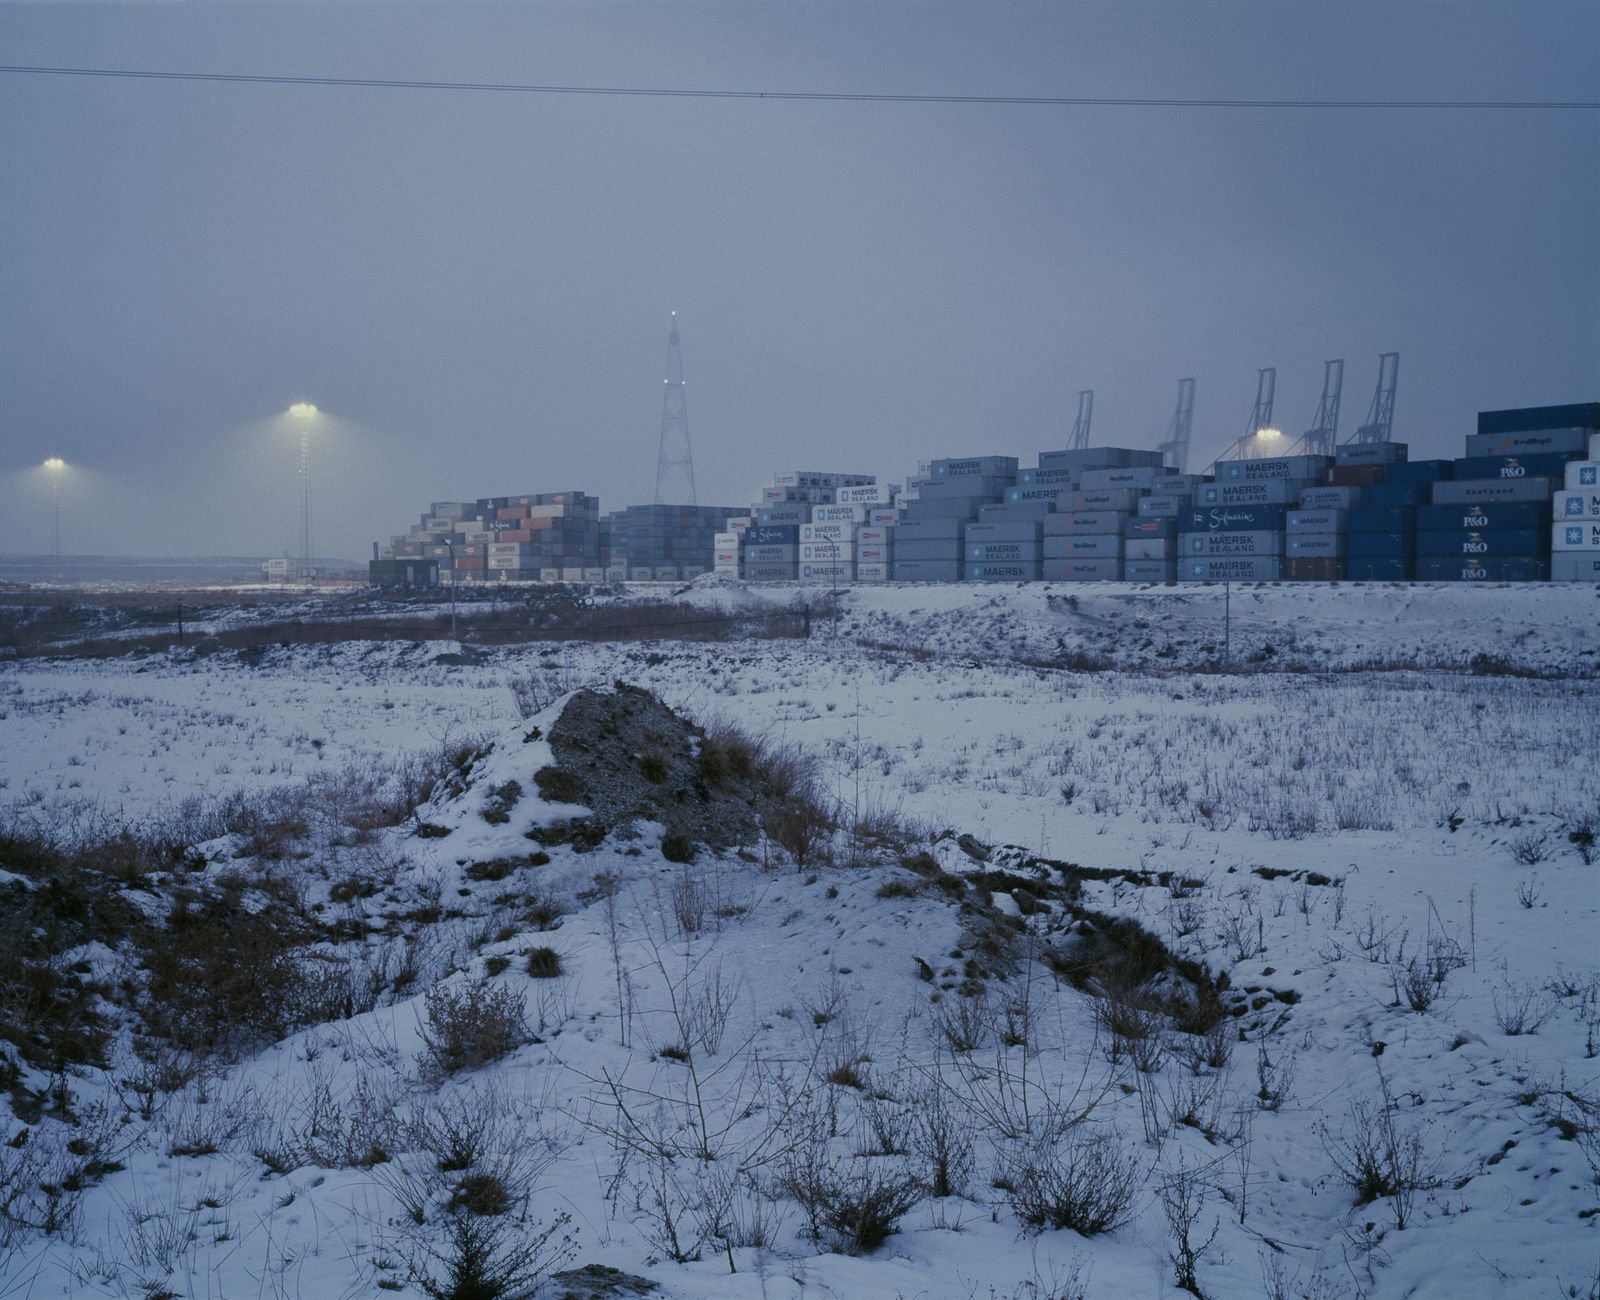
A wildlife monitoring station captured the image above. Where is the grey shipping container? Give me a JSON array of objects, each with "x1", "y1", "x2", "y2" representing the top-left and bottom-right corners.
[
  {"x1": 900, "y1": 497, "x2": 987, "y2": 519},
  {"x1": 1553, "y1": 552, "x2": 1600, "y2": 581},
  {"x1": 1287, "y1": 510, "x2": 1348, "y2": 533},
  {"x1": 1068, "y1": 489, "x2": 1142, "y2": 512},
  {"x1": 981, "y1": 501, "x2": 1053, "y2": 520},
  {"x1": 1124, "y1": 559, "x2": 1177, "y2": 582},
  {"x1": 966, "y1": 541, "x2": 1042, "y2": 563},
  {"x1": 1124, "y1": 537, "x2": 1175, "y2": 561},
  {"x1": 895, "y1": 540, "x2": 965, "y2": 562},
  {"x1": 1046, "y1": 510, "x2": 1131, "y2": 534},
  {"x1": 894, "y1": 518, "x2": 967, "y2": 540},
  {"x1": 1334, "y1": 442, "x2": 1408, "y2": 465},
  {"x1": 1286, "y1": 533, "x2": 1347, "y2": 557},
  {"x1": 932, "y1": 455, "x2": 1019, "y2": 477},
  {"x1": 1432, "y1": 477, "x2": 1556, "y2": 504},
  {"x1": 745, "y1": 544, "x2": 798, "y2": 563},
  {"x1": 743, "y1": 562, "x2": 798, "y2": 580},
  {"x1": 1043, "y1": 534, "x2": 1122, "y2": 558},
  {"x1": 855, "y1": 562, "x2": 890, "y2": 582},
  {"x1": 1299, "y1": 486, "x2": 1365, "y2": 509},
  {"x1": 965, "y1": 521, "x2": 1043, "y2": 542},
  {"x1": 1041, "y1": 557, "x2": 1122, "y2": 580},
  {"x1": 1080, "y1": 466, "x2": 1161, "y2": 490},
  {"x1": 893, "y1": 559, "x2": 963, "y2": 581},
  {"x1": 1005, "y1": 484, "x2": 1074, "y2": 504},
  {"x1": 1137, "y1": 495, "x2": 1188, "y2": 517},
  {"x1": 916, "y1": 476, "x2": 1015, "y2": 500},
  {"x1": 1184, "y1": 530, "x2": 1283, "y2": 556},
  {"x1": 968, "y1": 563, "x2": 1041, "y2": 581},
  {"x1": 1465, "y1": 430, "x2": 1589, "y2": 457}
]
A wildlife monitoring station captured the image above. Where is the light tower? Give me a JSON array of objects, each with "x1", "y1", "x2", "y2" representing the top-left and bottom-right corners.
[
  {"x1": 43, "y1": 457, "x2": 65, "y2": 578},
  {"x1": 654, "y1": 313, "x2": 697, "y2": 505},
  {"x1": 289, "y1": 403, "x2": 317, "y2": 579}
]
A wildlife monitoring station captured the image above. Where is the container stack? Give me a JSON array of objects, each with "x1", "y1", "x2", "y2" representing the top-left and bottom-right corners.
[
  {"x1": 1414, "y1": 405, "x2": 1593, "y2": 581},
  {"x1": 1180, "y1": 456, "x2": 1329, "y2": 582},
  {"x1": 605, "y1": 503, "x2": 744, "y2": 582},
  {"x1": 1027, "y1": 448, "x2": 1169, "y2": 582},
  {"x1": 1287, "y1": 443, "x2": 1405, "y2": 580},
  {"x1": 377, "y1": 491, "x2": 605, "y2": 584},
  {"x1": 895, "y1": 456, "x2": 1016, "y2": 582},
  {"x1": 721, "y1": 471, "x2": 884, "y2": 582},
  {"x1": 1553, "y1": 431, "x2": 1600, "y2": 582}
]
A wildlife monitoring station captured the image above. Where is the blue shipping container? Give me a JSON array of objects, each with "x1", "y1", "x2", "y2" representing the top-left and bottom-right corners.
[
  {"x1": 1414, "y1": 502, "x2": 1552, "y2": 532},
  {"x1": 1347, "y1": 508, "x2": 1417, "y2": 533},
  {"x1": 1416, "y1": 529, "x2": 1547, "y2": 558},
  {"x1": 1178, "y1": 505, "x2": 1288, "y2": 532},
  {"x1": 1366, "y1": 484, "x2": 1427, "y2": 508},
  {"x1": 1347, "y1": 558, "x2": 1414, "y2": 581},
  {"x1": 1415, "y1": 556, "x2": 1551, "y2": 581},
  {"x1": 1452, "y1": 453, "x2": 1580, "y2": 481},
  {"x1": 1346, "y1": 532, "x2": 1414, "y2": 558},
  {"x1": 744, "y1": 525, "x2": 799, "y2": 546},
  {"x1": 1383, "y1": 459, "x2": 1455, "y2": 486},
  {"x1": 1476, "y1": 403, "x2": 1600, "y2": 436}
]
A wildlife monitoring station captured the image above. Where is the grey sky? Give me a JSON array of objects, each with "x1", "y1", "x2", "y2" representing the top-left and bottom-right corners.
[{"x1": 2, "y1": 1, "x2": 1596, "y2": 560}]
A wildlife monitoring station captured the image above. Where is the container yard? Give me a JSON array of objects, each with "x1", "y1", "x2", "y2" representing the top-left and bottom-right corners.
[{"x1": 368, "y1": 402, "x2": 1599, "y2": 587}]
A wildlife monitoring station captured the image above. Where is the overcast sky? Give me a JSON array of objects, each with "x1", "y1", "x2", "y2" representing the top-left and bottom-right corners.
[{"x1": 2, "y1": 1, "x2": 1596, "y2": 560}]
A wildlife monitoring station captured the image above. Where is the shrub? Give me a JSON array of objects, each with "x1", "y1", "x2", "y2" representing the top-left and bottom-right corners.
[
  {"x1": 532, "y1": 767, "x2": 583, "y2": 805},
  {"x1": 660, "y1": 833, "x2": 696, "y2": 865},
  {"x1": 638, "y1": 751, "x2": 669, "y2": 783},
  {"x1": 526, "y1": 948, "x2": 562, "y2": 979},
  {"x1": 780, "y1": 1148, "x2": 925, "y2": 1255},
  {"x1": 998, "y1": 1133, "x2": 1142, "y2": 1236},
  {"x1": 480, "y1": 782, "x2": 522, "y2": 826},
  {"x1": 419, "y1": 979, "x2": 528, "y2": 1078}
]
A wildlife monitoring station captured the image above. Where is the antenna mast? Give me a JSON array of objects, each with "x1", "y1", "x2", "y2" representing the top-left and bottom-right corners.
[{"x1": 654, "y1": 311, "x2": 697, "y2": 504}]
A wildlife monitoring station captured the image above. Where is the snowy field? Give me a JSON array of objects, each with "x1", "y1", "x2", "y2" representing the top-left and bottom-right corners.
[{"x1": 1, "y1": 582, "x2": 1597, "y2": 1299}]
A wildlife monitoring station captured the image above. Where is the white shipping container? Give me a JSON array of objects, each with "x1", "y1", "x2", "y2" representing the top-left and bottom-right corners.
[
  {"x1": 856, "y1": 543, "x2": 892, "y2": 563},
  {"x1": 857, "y1": 526, "x2": 893, "y2": 545},
  {"x1": 540, "y1": 568, "x2": 562, "y2": 582},
  {"x1": 714, "y1": 549, "x2": 739, "y2": 567},
  {"x1": 714, "y1": 532, "x2": 741, "y2": 548},
  {"x1": 855, "y1": 562, "x2": 890, "y2": 582},
  {"x1": 1566, "y1": 461, "x2": 1600, "y2": 491},
  {"x1": 867, "y1": 508, "x2": 901, "y2": 527},
  {"x1": 836, "y1": 484, "x2": 899, "y2": 504},
  {"x1": 1554, "y1": 520, "x2": 1600, "y2": 551},
  {"x1": 561, "y1": 567, "x2": 585, "y2": 582},
  {"x1": 1554, "y1": 490, "x2": 1600, "y2": 519},
  {"x1": 582, "y1": 568, "x2": 605, "y2": 582}
]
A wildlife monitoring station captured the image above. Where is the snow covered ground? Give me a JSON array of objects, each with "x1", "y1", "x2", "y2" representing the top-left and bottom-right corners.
[{"x1": 1, "y1": 583, "x2": 1596, "y2": 1299}]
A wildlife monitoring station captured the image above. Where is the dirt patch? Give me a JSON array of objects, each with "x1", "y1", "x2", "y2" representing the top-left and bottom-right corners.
[{"x1": 539, "y1": 685, "x2": 780, "y2": 852}]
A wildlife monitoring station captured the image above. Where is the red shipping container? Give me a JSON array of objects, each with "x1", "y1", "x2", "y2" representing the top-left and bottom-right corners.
[
  {"x1": 455, "y1": 556, "x2": 487, "y2": 570},
  {"x1": 1327, "y1": 465, "x2": 1387, "y2": 487},
  {"x1": 1285, "y1": 557, "x2": 1346, "y2": 581},
  {"x1": 499, "y1": 529, "x2": 532, "y2": 543},
  {"x1": 497, "y1": 506, "x2": 529, "y2": 521}
]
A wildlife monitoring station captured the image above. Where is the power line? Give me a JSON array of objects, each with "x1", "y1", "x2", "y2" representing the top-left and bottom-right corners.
[{"x1": 0, "y1": 64, "x2": 1595, "y2": 109}]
